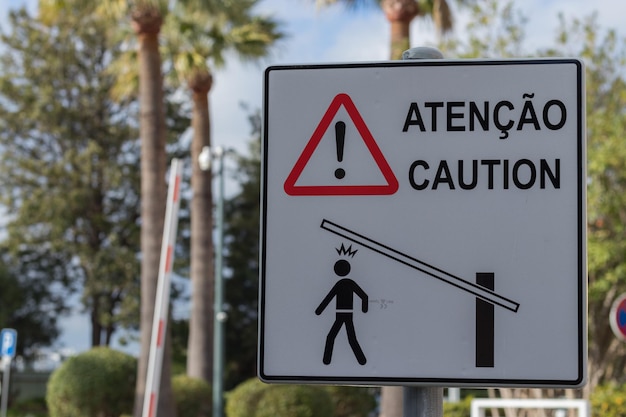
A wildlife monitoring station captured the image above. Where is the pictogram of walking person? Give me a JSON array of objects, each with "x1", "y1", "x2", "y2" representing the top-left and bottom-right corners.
[{"x1": 315, "y1": 244, "x2": 368, "y2": 365}]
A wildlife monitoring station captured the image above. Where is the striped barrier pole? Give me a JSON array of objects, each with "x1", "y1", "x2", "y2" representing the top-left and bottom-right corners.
[{"x1": 142, "y1": 158, "x2": 183, "y2": 417}]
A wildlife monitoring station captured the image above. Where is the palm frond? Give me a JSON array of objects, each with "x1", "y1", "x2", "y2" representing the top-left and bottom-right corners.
[
  {"x1": 161, "y1": 0, "x2": 284, "y2": 78},
  {"x1": 106, "y1": 49, "x2": 139, "y2": 102}
]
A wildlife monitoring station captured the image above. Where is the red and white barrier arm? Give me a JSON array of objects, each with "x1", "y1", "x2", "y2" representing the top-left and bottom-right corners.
[{"x1": 142, "y1": 158, "x2": 183, "y2": 417}]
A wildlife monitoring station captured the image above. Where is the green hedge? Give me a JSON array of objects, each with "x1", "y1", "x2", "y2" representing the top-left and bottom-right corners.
[
  {"x1": 256, "y1": 384, "x2": 333, "y2": 417},
  {"x1": 46, "y1": 347, "x2": 136, "y2": 417},
  {"x1": 227, "y1": 379, "x2": 335, "y2": 417},
  {"x1": 7, "y1": 398, "x2": 47, "y2": 417},
  {"x1": 591, "y1": 383, "x2": 626, "y2": 417},
  {"x1": 172, "y1": 374, "x2": 212, "y2": 417},
  {"x1": 226, "y1": 378, "x2": 271, "y2": 417},
  {"x1": 324, "y1": 386, "x2": 376, "y2": 417},
  {"x1": 443, "y1": 396, "x2": 473, "y2": 417}
]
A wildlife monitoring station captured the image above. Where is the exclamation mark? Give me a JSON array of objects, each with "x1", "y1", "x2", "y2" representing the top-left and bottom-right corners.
[{"x1": 335, "y1": 121, "x2": 346, "y2": 179}]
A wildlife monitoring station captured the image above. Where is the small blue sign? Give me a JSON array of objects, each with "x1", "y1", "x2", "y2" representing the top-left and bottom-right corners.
[{"x1": 0, "y1": 329, "x2": 17, "y2": 358}]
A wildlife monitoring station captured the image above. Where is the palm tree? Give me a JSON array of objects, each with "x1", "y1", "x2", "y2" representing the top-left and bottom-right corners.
[
  {"x1": 187, "y1": 67, "x2": 215, "y2": 384},
  {"x1": 40, "y1": 0, "x2": 175, "y2": 415},
  {"x1": 132, "y1": 6, "x2": 174, "y2": 417},
  {"x1": 163, "y1": 1, "x2": 283, "y2": 384},
  {"x1": 316, "y1": 0, "x2": 453, "y2": 59},
  {"x1": 94, "y1": 1, "x2": 174, "y2": 415},
  {"x1": 110, "y1": 2, "x2": 176, "y2": 416}
]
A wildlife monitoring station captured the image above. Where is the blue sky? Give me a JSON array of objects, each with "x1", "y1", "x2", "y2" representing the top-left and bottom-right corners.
[{"x1": 0, "y1": 0, "x2": 624, "y2": 356}]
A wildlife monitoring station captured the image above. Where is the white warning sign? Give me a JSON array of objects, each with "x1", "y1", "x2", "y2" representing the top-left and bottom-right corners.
[{"x1": 259, "y1": 59, "x2": 587, "y2": 388}]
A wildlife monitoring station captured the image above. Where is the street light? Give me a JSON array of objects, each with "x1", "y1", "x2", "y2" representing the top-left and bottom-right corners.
[
  {"x1": 199, "y1": 145, "x2": 232, "y2": 417},
  {"x1": 198, "y1": 146, "x2": 212, "y2": 172}
]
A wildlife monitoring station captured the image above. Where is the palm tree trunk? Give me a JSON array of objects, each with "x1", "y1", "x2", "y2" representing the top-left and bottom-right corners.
[
  {"x1": 133, "y1": 10, "x2": 177, "y2": 417},
  {"x1": 389, "y1": 19, "x2": 411, "y2": 60},
  {"x1": 381, "y1": 0, "x2": 418, "y2": 60},
  {"x1": 187, "y1": 71, "x2": 214, "y2": 383}
]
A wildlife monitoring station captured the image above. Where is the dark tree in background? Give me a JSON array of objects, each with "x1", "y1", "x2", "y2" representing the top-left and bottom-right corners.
[
  {"x1": 0, "y1": 259, "x2": 62, "y2": 359},
  {"x1": 223, "y1": 110, "x2": 262, "y2": 389},
  {"x1": 0, "y1": 6, "x2": 141, "y2": 347},
  {"x1": 0, "y1": 0, "x2": 189, "y2": 353}
]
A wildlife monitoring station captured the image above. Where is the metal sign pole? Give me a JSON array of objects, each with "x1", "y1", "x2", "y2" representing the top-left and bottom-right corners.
[
  {"x1": 401, "y1": 46, "x2": 445, "y2": 417},
  {"x1": 403, "y1": 386, "x2": 443, "y2": 417},
  {"x1": 1, "y1": 357, "x2": 11, "y2": 417}
]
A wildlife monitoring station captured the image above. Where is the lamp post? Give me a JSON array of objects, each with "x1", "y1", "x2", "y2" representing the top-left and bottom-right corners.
[{"x1": 198, "y1": 145, "x2": 230, "y2": 417}]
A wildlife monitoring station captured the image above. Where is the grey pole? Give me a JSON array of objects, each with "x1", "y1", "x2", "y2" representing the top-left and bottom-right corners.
[
  {"x1": 401, "y1": 46, "x2": 445, "y2": 417},
  {"x1": 403, "y1": 385, "x2": 443, "y2": 417},
  {"x1": 198, "y1": 145, "x2": 226, "y2": 417},
  {"x1": 213, "y1": 146, "x2": 226, "y2": 417},
  {"x1": 1, "y1": 358, "x2": 11, "y2": 417}
]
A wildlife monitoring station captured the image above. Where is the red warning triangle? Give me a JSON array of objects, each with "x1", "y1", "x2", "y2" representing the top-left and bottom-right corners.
[{"x1": 284, "y1": 93, "x2": 399, "y2": 196}]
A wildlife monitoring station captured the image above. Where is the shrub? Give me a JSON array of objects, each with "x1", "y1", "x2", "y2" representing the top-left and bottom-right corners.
[
  {"x1": 225, "y1": 378, "x2": 270, "y2": 417},
  {"x1": 256, "y1": 384, "x2": 334, "y2": 417},
  {"x1": 226, "y1": 379, "x2": 334, "y2": 417},
  {"x1": 172, "y1": 374, "x2": 211, "y2": 417},
  {"x1": 324, "y1": 386, "x2": 376, "y2": 417},
  {"x1": 443, "y1": 396, "x2": 473, "y2": 417},
  {"x1": 8, "y1": 397, "x2": 47, "y2": 417},
  {"x1": 591, "y1": 383, "x2": 626, "y2": 417},
  {"x1": 46, "y1": 347, "x2": 136, "y2": 417}
]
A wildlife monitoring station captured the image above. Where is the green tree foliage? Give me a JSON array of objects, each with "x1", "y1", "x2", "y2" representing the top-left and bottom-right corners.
[
  {"x1": 170, "y1": 317, "x2": 191, "y2": 374},
  {"x1": 0, "y1": 1, "x2": 188, "y2": 351},
  {"x1": 0, "y1": 6, "x2": 143, "y2": 347},
  {"x1": 439, "y1": 0, "x2": 527, "y2": 58},
  {"x1": 46, "y1": 347, "x2": 137, "y2": 417}
]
